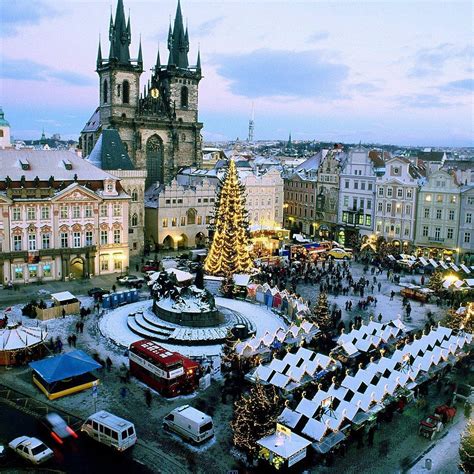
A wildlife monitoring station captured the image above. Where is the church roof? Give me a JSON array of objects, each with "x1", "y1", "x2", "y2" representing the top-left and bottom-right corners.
[
  {"x1": 87, "y1": 129, "x2": 135, "y2": 171},
  {"x1": 167, "y1": 0, "x2": 189, "y2": 69},
  {"x1": 0, "y1": 107, "x2": 10, "y2": 127},
  {"x1": 82, "y1": 108, "x2": 101, "y2": 133}
]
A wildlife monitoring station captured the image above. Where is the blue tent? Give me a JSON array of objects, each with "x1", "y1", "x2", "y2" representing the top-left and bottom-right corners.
[{"x1": 29, "y1": 350, "x2": 102, "y2": 384}]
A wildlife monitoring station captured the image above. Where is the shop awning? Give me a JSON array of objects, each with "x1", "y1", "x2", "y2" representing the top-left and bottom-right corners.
[
  {"x1": 30, "y1": 350, "x2": 102, "y2": 383},
  {"x1": 51, "y1": 291, "x2": 78, "y2": 305},
  {"x1": 257, "y1": 430, "x2": 311, "y2": 459},
  {"x1": 312, "y1": 430, "x2": 346, "y2": 454}
]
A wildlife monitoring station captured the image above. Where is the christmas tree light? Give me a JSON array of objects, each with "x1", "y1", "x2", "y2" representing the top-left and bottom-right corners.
[
  {"x1": 311, "y1": 292, "x2": 333, "y2": 332},
  {"x1": 204, "y1": 159, "x2": 253, "y2": 276}
]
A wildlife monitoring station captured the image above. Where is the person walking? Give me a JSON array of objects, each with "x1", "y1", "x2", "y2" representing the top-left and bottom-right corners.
[
  {"x1": 120, "y1": 386, "x2": 127, "y2": 399},
  {"x1": 106, "y1": 357, "x2": 112, "y2": 372},
  {"x1": 62, "y1": 308, "x2": 66, "y2": 319},
  {"x1": 71, "y1": 334, "x2": 77, "y2": 347},
  {"x1": 145, "y1": 388, "x2": 152, "y2": 408},
  {"x1": 377, "y1": 282, "x2": 381, "y2": 292}
]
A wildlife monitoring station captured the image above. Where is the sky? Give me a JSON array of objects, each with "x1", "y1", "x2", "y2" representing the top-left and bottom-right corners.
[{"x1": 0, "y1": 0, "x2": 473, "y2": 146}]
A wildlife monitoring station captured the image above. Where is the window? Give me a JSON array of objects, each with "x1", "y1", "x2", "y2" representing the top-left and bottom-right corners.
[
  {"x1": 131, "y1": 214, "x2": 138, "y2": 227},
  {"x1": 101, "y1": 257, "x2": 109, "y2": 271},
  {"x1": 113, "y1": 204, "x2": 121, "y2": 217},
  {"x1": 378, "y1": 188, "x2": 384, "y2": 197},
  {"x1": 12, "y1": 208, "x2": 21, "y2": 221},
  {"x1": 468, "y1": 197, "x2": 474, "y2": 205},
  {"x1": 436, "y1": 209, "x2": 442, "y2": 219},
  {"x1": 434, "y1": 227, "x2": 441, "y2": 240},
  {"x1": 162, "y1": 218, "x2": 168, "y2": 228},
  {"x1": 359, "y1": 198, "x2": 364, "y2": 209},
  {"x1": 422, "y1": 226, "x2": 429, "y2": 237},
  {"x1": 72, "y1": 206, "x2": 80, "y2": 218},
  {"x1": 365, "y1": 215, "x2": 371, "y2": 226},
  {"x1": 406, "y1": 204, "x2": 411, "y2": 215},
  {"x1": 60, "y1": 232, "x2": 68, "y2": 248},
  {"x1": 396, "y1": 203, "x2": 401, "y2": 213},
  {"x1": 122, "y1": 80, "x2": 130, "y2": 104},
  {"x1": 406, "y1": 189, "x2": 413, "y2": 199},
  {"x1": 404, "y1": 226, "x2": 410, "y2": 237},
  {"x1": 376, "y1": 221, "x2": 382, "y2": 232},
  {"x1": 361, "y1": 181, "x2": 365, "y2": 190},
  {"x1": 103, "y1": 79, "x2": 108, "y2": 103},
  {"x1": 205, "y1": 216, "x2": 211, "y2": 225},
  {"x1": 27, "y1": 207, "x2": 36, "y2": 220},
  {"x1": 378, "y1": 202, "x2": 383, "y2": 212},
  {"x1": 43, "y1": 264, "x2": 51, "y2": 277},
  {"x1": 71, "y1": 232, "x2": 80, "y2": 247},
  {"x1": 386, "y1": 203, "x2": 392, "y2": 213},
  {"x1": 436, "y1": 194, "x2": 443, "y2": 203},
  {"x1": 180, "y1": 216, "x2": 186, "y2": 226},
  {"x1": 42, "y1": 233, "x2": 50, "y2": 249},
  {"x1": 447, "y1": 228, "x2": 453, "y2": 239},
  {"x1": 464, "y1": 232, "x2": 471, "y2": 244},
  {"x1": 28, "y1": 234, "x2": 36, "y2": 251},
  {"x1": 171, "y1": 218, "x2": 177, "y2": 227},
  {"x1": 343, "y1": 196, "x2": 349, "y2": 207},
  {"x1": 387, "y1": 188, "x2": 393, "y2": 197},
  {"x1": 41, "y1": 207, "x2": 50, "y2": 220},
  {"x1": 85, "y1": 205, "x2": 92, "y2": 218},
  {"x1": 424, "y1": 208, "x2": 430, "y2": 219},
  {"x1": 13, "y1": 235, "x2": 22, "y2": 251},
  {"x1": 368, "y1": 183, "x2": 373, "y2": 191},
  {"x1": 114, "y1": 259, "x2": 121, "y2": 270},
  {"x1": 113, "y1": 229, "x2": 121, "y2": 244},
  {"x1": 14, "y1": 266, "x2": 23, "y2": 280},
  {"x1": 100, "y1": 204, "x2": 108, "y2": 217},
  {"x1": 354, "y1": 181, "x2": 358, "y2": 190},
  {"x1": 466, "y1": 213, "x2": 472, "y2": 224},
  {"x1": 60, "y1": 206, "x2": 68, "y2": 219},
  {"x1": 181, "y1": 86, "x2": 188, "y2": 108},
  {"x1": 397, "y1": 188, "x2": 403, "y2": 198},
  {"x1": 450, "y1": 195, "x2": 457, "y2": 204},
  {"x1": 85, "y1": 231, "x2": 93, "y2": 246},
  {"x1": 100, "y1": 230, "x2": 108, "y2": 245},
  {"x1": 342, "y1": 211, "x2": 348, "y2": 223},
  {"x1": 131, "y1": 190, "x2": 138, "y2": 202},
  {"x1": 197, "y1": 216, "x2": 202, "y2": 225},
  {"x1": 345, "y1": 180, "x2": 349, "y2": 189},
  {"x1": 449, "y1": 210, "x2": 455, "y2": 220},
  {"x1": 425, "y1": 194, "x2": 432, "y2": 202}
]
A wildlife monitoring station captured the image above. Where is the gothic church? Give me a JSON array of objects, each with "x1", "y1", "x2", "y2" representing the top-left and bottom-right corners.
[{"x1": 81, "y1": 0, "x2": 203, "y2": 187}]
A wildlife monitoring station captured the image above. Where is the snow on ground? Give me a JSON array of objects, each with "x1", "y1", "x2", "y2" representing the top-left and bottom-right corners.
[{"x1": 99, "y1": 297, "x2": 289, "y2": 357}]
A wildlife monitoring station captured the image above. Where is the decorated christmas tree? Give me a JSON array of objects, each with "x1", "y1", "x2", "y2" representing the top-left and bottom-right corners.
[
  {"x1": 204, "y1": 159, "x2": 253, "y2": 276},
  {"x1": 312, "y1": 292, "x2": 332, "y2": 332},
  {"x1": 459, "y1": 418, "x2": 474, "y2": 473},
  {"x1": 443, "y1": 303, "x2": 474, "y2": 334},
  {"x1": 232, "y1": 381, "x2": 281, "y2": 460},
  {"x1": 427, "y1": 270, "x2": 444, "y2": 293}
]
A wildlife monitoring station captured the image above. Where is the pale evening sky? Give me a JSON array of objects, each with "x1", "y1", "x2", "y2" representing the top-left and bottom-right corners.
[{"x1": 0, "y1": 0, "x2": 473, "y2": 146}]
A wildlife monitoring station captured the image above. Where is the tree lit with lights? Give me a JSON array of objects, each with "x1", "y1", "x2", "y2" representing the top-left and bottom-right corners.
[{"x1": 204, "y1": 159, "x2": 253, "y2": 276}]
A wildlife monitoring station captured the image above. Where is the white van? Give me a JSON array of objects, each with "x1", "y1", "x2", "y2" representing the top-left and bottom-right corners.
[
  {"x1": 81, "y1": 411, "x2": 137, "y2": 451},
  {"x1": 163, "y1": 405, "x2": 214, "y2": 444}
]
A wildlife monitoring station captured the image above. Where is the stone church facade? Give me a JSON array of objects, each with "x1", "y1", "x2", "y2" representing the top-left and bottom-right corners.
[{"x1": 81, "y1": 0, "x2": 203, "y2": 188}]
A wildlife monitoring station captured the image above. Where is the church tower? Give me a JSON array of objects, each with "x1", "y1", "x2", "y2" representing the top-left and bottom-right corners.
[
  {"x1": 0, "y1": 107, "x2": 11, "y2": 149},
  {"x1": 81, "y1": 0, "x2": 203, "y2": 188}
]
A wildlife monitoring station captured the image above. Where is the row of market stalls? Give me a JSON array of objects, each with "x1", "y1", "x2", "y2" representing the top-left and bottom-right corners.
[
  {"x1": 246, "y1": 347, "x2": 340, "y2": 394},
  {"x1": 387, "y1": 254, "x2": 473, "y2": 275},
  {"x1": 233, "y1": 321, "x2": 320, "y2": 363},
  {"x1": 247, "y1": 283, "x2": 311, "y2": 321},
  {"x1": 256, "y1": 324, "x2": 472, "y2": 469}
]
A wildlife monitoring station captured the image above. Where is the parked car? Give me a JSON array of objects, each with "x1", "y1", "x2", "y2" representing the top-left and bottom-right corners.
[
  {"x1": 163, "y1": 405, "x2": 214, "y2": 444},
  {"x1": 327, "y1": 248, "x2": 352, "y2": 260},
  {"x1": 87, "y1": 287, "x2": 110, "y2": 298},
  {"x1": 116, "y1": 275, "x2": 145, "y2": 287},
  {"x1": 40, "y1": 413, "x2": 78, "y2": 445},
  {"x1": 141, "y1": 260, "x2": 160, "y2": 272},
  {"x1": 8, "y1": 436, "x2": 54, "y2": 464}
]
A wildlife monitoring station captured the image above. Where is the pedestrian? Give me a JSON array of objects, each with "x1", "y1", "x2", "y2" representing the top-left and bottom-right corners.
[
  {"x1": 378, "y1": 282, "x2": 381, "y2": 292},
  {"x1": 390, "y1": 290, "x2": 395, "y2": 301},
  {"x1": 67, "y1": 335, "x2": 72, "y2": 347},
  {"x1": 71, "y1": 334, "x2": 77, "y2": 347},
  {"x1": 62, "y1": 308, "x2": 66, "y2": 319},
  {"x1": 80, "y1": 322, "x2": 84, "y2": 333},
  {"x1": 145, "y1": 388, "x2": 152, "y2": 408},
  {"x1": 120, "y1": 387, "x2": 127, "y2": 399},
  {"x1": 76, "y1": 322, "x2": 80, "y2": 333},
  {"x1": 106, "y1": 356, "x2": 112, "y2": 372},
  {"x1": 112, "y1": 284, "x2": 116, "y2": 292},
  {"x1": 378, "y1": 313, "x2": 383, "y2": 323}
]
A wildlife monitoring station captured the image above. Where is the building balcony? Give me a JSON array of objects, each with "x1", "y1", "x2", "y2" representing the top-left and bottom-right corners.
[{"x1": 428, "y1": 236, "x2": 444, "y2": 243}]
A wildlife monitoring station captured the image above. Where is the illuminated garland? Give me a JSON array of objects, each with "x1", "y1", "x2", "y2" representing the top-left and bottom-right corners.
[
  {"x1": 204, "y1": 159, "x2": 253, "y2": 276},
  {"x1": 460, "y1": 418, "x2": 474, "y2": 473}
]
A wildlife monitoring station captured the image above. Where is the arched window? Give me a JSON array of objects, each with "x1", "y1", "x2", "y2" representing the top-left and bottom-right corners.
[
  {"x1": 146, "y1": 135, "x2": 164, "y2": 187},
  {"x1": 103, "y1": 79, "x2": 108, "y2": 103},
  {"x1": 0, "y1": 130, "x2": 4, "y2": 138},
  {"x1": 186, "y1": 208, "x2": 197, "y2": 225},
  {"x1": 131, "y1": 190, "x2": 138, "y2": 202},
  {"x1": 180, "y1": 86, "x2": 188, "y2": 108},
  {"x1": 123, "y1": 80, "x2": 130, "y2": 104},
  {"x1": 117, "y1": 84, "x2": 121, "y2": 97},
  {"x1": 131, "y1": 213, "x2": 138, "y2": 227}
]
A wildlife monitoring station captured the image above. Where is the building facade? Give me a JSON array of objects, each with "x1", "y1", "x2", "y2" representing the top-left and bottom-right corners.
[
  {"x1": 81, "y1": 0, "x2": 203, "y2": 187},
  {"x1": 338, "y1": 147, "x2": 379, "y2": 245},
  {"x1": 414, "y1": 169, "x2": 461, "y2": 259},
  {"x1": 0, "y1": 150, "x2": 130, "y2": 284},
  {"x1": 374, "y1": 157, "x2": 421, "y2": 248},
  {"x1": 458, "y1": 185, "x2": 474, "y2": 264}
]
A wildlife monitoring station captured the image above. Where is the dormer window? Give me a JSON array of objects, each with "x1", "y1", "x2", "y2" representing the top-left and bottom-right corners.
[
  {"x1": 61, "y1": 159, "x2": 73, "y2": 170},
  {"x1": 19, "y1": 159, "x2": 30, "y2": 170},
  {"x1": 107, "y1": 183, "x2": 113, "y2": 192}
]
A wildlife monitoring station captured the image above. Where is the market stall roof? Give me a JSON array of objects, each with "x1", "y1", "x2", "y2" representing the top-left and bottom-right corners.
[
  {"x1": 29, "y1": 350, "x2": 101, "y2": 383},
  {"x1": 51, "y1": 291, "x2": 77, "y2": 304},
  {"x1": 312, "y1": 430, "x2": 346, "y2": 454},
  {"x1": 1, "y1": 323, "x2": 47, "y2": 351},
  {"x1": 233, "y1": 274, "x2": 251, "y2": 286},
  {"x1": 257, "y1": 430, "x2": 311, "y2": 459}
]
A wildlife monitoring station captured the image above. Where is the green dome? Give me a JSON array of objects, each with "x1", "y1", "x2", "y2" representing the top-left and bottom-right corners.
[{"x1": 0, "y1": 107, "x2": 10, "y2": 127}]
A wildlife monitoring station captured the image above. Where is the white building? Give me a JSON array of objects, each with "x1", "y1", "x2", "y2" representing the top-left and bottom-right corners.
[
  {"x1": 374, "y1": 157, "x2": 422, "y2": 245},
  {"x1": 0, "y1": 150, "x2": 130, "y2": 284},
  {"x1": 0, "y1": 107, "x2": 11, "y2": 149}
]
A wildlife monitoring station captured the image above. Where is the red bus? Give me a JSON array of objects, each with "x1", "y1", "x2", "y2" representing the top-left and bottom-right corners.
[{"x1": 129, "y1": 340, "x2": 200, "y2": 397}]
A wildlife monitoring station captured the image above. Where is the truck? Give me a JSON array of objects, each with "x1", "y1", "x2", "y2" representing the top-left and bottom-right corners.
[{"x1": 163, "y1": 405, "x2": 214, "y2": 444}]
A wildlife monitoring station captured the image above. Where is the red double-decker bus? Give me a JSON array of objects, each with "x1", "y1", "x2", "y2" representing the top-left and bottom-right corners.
[{"x1": 129, "y1": 340, "x2": 200, "y2": 397}]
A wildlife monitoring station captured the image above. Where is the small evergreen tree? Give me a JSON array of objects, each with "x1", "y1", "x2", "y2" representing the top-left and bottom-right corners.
[
  {"x1": 231, "y1": 381, "x2": 281, "y2": 460},
  {"x1": 460, "y1": 418, "x2": 474, "y2": 473},
  {"x1": 428, "y1": 270, "x2": 444, "y2": 293},
  {"x1": 312, "y1": 292, "x2": 332, "y2": 332}
]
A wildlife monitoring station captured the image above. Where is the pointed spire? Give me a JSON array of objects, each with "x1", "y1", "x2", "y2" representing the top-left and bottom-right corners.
[
  {"x1": 155, "y1": 43, "x2": 161, "y2": 70},
  {"x1": 196, "y1": 48, "x2": 201, "y2": 72},
  {"x1": 127, "y1": 14, "x2": 131, "y2": 40},
  {"x1": 108, "y1": 0, "x2": 131, "y2": 65},
  {"x1": 168, "y1": 0, "x2": 189, "y2": 69},
  {"x1": 137, "y1": 36, "x2": 143, "y2": 68},
  {"x1": 97, "y1": 36, "x2": 103, "y2": 69},
  {"x1": 109, "y1": 8, "x2": 114, "y2": 41}
]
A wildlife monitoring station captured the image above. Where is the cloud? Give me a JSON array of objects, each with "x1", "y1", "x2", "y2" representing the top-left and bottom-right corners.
[
  {"x1": 439, "y1": 78, "x2": 474, "y2": 93},
  {"x1": 195, "y1": 16, "x2": 224, "y2": 37},
  {"x1": 1, "y1": 0, "x2": 59, "y2": 37},
  {"x1": 1, "y1": 58, "x2": 95, "y2": 86},
  {"x1": 350, "y1": 82, "x2": 381, "y2": 94},
  {"x1": 214, "y1": 49, "x2": 349, "y2": 99},
  {"x1": 408, "y1": 43, "x2": 473, "y2": 77},
  {"x1": 307, "y1": 31, "x2": 329, "y2": 43},
  {"x1": 396, "y1": 94, "x2": 454, "y2": 109}
]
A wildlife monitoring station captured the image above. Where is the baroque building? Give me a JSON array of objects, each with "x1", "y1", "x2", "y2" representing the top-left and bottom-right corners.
[
  {"x1": 0, "y1": 150, "x2": 130, "y2": 284},
  {"x1": 81, "y1": 0, "x2": 203, "y2": 187}
]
